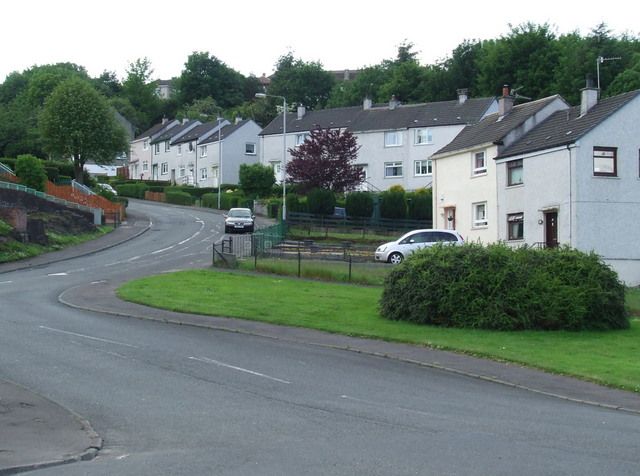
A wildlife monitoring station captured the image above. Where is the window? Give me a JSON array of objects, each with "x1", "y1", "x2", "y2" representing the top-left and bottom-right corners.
[
  {"x1": 200, "y1": 168, "x2": 208, "y2": 180},
  {"x1": 179, "y1": 167, "x2": 186, "y2": 178},
  {"x1": 161, "y1": 162, "x2": 168, "y2": 175},
  {"x1": 384, "y1": 131, "x2": 402, "y2": 147},
  {"x1": 507, "y1": 213, "x2": 524, "y2": 240},
  {"x1": 415, "y1": 128, "x2": 432, "y2": 145},
  {"x1": 473, "y1": 151, "x2": 486, "y2": 175},
  {"x1": 142, "y1": 161, "x2": 148, "y2": 172},
  {"x1": 384, "y1": 161, "x2": 403, "y2": 178},
  {"x1": 143, "y1": 140, "x2": 149, "y2": 150},
  {"x1": 188, "y1": 142, "x2": 194, "y2": 153},
  {"x1": 593, "y1": 147, "x2": 617, "y2": 176},
  {"x1": 472, "y1": 202, "x2": 487, "y2": 227},
  {"x1": 507, "y1": 159, "x2": 523, "y2": 186},
  {"x1": 154, "y1": 143, "x2": 160, "y2": 155},
  {"x1": 295, "y1": 134, "x2": 308, "y2": 146},
  {"x1": 212, "y1": 166, "x2": 219, "y2": 179},
  {"x1": 414, "y1": 159, "x2": 432, "y2": 176},
  {"x1": 200, "y1": 145, "x2": 207, "y2": 157},
  {"x1": 177, "y1": 144, "x2": 182, "y2": 156},
  {"x1": 245, "y1": 143, "x2": 256, "y2": 155},
  {"x1": 164, "y1": 140, "x2": 170, "y2": 152}
]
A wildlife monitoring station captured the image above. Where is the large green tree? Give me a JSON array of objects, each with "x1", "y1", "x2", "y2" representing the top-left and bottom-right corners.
[
  {"x1": 120, "y1": 58, "x2": 162, "y2": 132},
  {"x1": 40, "y1": 78, "x2": 128, "y2": 183},
  {"x1": 178, "y1": 52, "x2": 245, "y2": 109},
  {"x1": 268, "y1": 53, "x2": 336, "y2": 109}
]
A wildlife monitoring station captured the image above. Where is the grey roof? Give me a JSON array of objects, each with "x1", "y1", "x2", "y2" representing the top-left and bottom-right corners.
[
  {"x1": 135, "y1": 121, "x2": 170, "y2": 140},
  {"x1": 150, "y1": 120, "x2": 200, "y2": 144},
  {"x1": 434, "y1": 95, "x2": 564, "y2": 156},
  {"x1": 200, "y1": 120, "x2": 252, "y2": 145},
  {"x1": 171, "y1": 122, "x2": 219, "y2": 145},
  {"x1": 259, "y1": 97, "x2": 496, "y2": 136},
  {"x1": 498, "y1": 90, "x2": 640, "y2": 159}
]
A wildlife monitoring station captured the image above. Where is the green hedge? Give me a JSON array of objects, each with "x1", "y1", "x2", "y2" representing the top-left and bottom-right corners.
[
  {"x1": 380, "y1": 243, "x2": 629, "y2": 331},
  {"x1": 201, "y1": 193, "x2": 218, "y2": 208},
  {"x1": 165, "y1": 190, "x2": 195, "y2": 206},
  {"x1": 345, "y1": 191, "x2": 374, "y2": 218},
  {"x1": 117, "y1": 182, "x2": 148, "y2": 198}
]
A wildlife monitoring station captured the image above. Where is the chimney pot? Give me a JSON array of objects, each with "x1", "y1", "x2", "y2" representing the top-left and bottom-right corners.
[
  {"x1": 363, "y1": 97, "x2": 372, "y2": 110},
  {"x1": 389, "y1": 95, "x2": 400, "y2": 110},
  {"x1": 297, "y1": 105, "x2": 306, "y2": 120},
  {"x1": 498, "y1": 85, "x2": 514, "y2": 116},
  {"x1": 580, "y1": 76, "x2": 599, "y2": 116},
  {"x1": 457, "y1": 88, "x2": 469, "y2": 104}
]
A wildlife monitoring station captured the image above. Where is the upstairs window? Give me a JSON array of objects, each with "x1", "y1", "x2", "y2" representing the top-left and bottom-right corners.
[
  {"x1": 143, "y1": 140, "x2": 149, "y2": 150},
  {"x1": 593, "y1": 147, "x2": 617, "y2": 177},
  {"x1": 473, "y1": 151, "x2": 486, "y2": 175},
  {"x1": 507, "y1": 159, "x2": 523, "y2": 186},
  {"x1": 200, "y1": 145, "x2": 207, "y2": 157},
  {"x1": 295, "y1": 134, "x2": 309, "y2": 146},
  {"x1": 164, "y1": 140, "x2": 170, "y2": 152},
  {"x1": 245, "y1": 143, "x2": 256, "y2": 155},
  {"x1": 154, "y1": 143, "x2": 160, "y2": 155},
  {"x1": 177, "y1": 144, "x2": 182, "y2": 156},
  {"x1": 415, "y1": 128, "x2": 432, "y2": 145},
  {"x1": 384, "y1": 131, "x2": 402, "y2": 147}
]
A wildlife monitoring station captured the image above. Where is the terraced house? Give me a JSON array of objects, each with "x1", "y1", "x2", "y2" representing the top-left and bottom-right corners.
[{"x1": 258, "y1": 91, "x2": 498, "y2": 192}]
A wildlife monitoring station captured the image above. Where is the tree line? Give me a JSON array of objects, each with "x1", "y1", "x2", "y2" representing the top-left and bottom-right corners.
[{"x1": 1, "y1": 22, "x2": 638, "y2": 161}]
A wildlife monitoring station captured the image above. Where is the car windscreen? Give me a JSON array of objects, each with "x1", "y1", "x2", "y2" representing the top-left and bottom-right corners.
[{"x1": 229, "y1": 210, "x2": 251, "y2": 218}]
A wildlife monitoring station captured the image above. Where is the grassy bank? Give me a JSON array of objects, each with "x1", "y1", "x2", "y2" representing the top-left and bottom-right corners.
[{"x1": 117, "y1": 269, "x2": 640, "y2": 392}]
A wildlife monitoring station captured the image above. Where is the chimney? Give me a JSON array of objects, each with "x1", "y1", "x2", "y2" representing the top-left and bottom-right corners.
[
  {"x1": 235, "y1": 116, "x2": 243, "y2": 125},
  {"x1": 363, "y1": 97, "x2": 372, "y2": 110},
  {"x1": 162, "y1": 116, "x2": 168, "y2": 125},
  {"x1": 389, "y1": 95, "x2": 400, "y2": 110},
  {"x1": 498, "y1": 85, "x2": 514, "y2": 116},
  {"x1": 457, "y1": 88, "x2": 468, "y2": 104},
  {"x1": 182, "y1": 118, "x2": 189, "y2": 124},
  {"x1": 297, "y1": 105, "x2": 306, "y2": 120},
  {"x1": 580, "y1": 75, "x2": 599, "y2": 116}
]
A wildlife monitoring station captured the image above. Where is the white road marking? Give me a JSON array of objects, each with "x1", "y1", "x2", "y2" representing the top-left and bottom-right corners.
[
  {"x1": 151, "y1": 245, "x2": 175, "y2": 254},
  {"x1": 0, "y1": 281, "x2": 13, "y2": 285},
  {"x1": 341, "y1": 395, "x2": 437, "y2": 418},
  {"x1": 189, "y1": 356, "x2": 291, "y2": 384},
  {"x1": 91, "y1": 280, "x2": 107, "y2": 284},
  {"x1": 127, "y1": 255, "x2": 141, "y2": 262},
  {"x1": 39, "y1": 326, "x2": 139, "y2": 348},
  {"x1": 47, "y1": 272, "x2": 68, "y2": 276}
]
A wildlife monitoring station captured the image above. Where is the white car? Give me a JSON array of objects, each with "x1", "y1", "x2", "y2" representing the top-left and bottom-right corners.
[
  {"x1": 96, "y1": 183, "x2": 117, "y2": 195},
  {"x1": 375, "y1": 229, "x2": 464, "y2": 264},
  {"x1": 224, "y1": 208, "x2": 255, "y2": 234}
]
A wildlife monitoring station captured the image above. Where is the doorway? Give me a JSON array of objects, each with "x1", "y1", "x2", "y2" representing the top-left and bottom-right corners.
[
  {"x1": 544, "y1": 211, "x2": 558, "y2": 248},
  {"x1": 444, "y1": 207, "x2": 456, "y2": 230}
]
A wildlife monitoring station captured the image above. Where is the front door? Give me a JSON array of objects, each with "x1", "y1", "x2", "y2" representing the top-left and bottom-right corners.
[
  {"x1": 545, "y1": 211, "x2": 558, "y2": 248},
  {"x1": 444, "y1": 207, "x2": 456, "y2": 230}
]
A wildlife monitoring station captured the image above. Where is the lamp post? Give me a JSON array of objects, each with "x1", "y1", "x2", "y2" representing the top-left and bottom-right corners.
[
  {"x1": 255, "y1": 92, "x2": 287, "y2": 222},
  {"x1": 216, "y1": 116, "x2": 223, "y2": 210}
]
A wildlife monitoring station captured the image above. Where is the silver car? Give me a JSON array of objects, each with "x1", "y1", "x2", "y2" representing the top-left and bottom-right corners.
[
  {"x1": 375, "y1": 229, "x2": 464, "y2": 264},
  {"x1": 224, "y1": 208, "x2": 255, "y2": 234}
]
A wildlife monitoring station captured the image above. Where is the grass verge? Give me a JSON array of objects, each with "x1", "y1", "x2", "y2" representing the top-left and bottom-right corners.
[{"x1": 117, "y1": 269, "x2": 640, "y2": 392}]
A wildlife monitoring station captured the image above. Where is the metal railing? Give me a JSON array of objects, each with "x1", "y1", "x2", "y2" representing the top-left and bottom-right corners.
[{"x1": 287, "y1": 212, "x2": 432, "y2": 236}]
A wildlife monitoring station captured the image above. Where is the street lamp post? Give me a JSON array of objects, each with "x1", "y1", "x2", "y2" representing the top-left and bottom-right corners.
[
  {"x1": 255, "y1": 92, "x2": 287, "y2": 222},
  {"x1": 216, "y1": 116, "x2": 223, "y2": 210}
]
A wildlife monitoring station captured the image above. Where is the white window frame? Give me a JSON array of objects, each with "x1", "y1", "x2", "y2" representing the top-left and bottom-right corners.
[
  {"x1": 472, "y1": 202, "x2": 488, "y2": 227},
  {"x1": 200, "y1": 167, "x2": 208, "y2": 180},
  {"x1": 188, "y1": 142, "x2": 194, "y2": 153},
  {"x1": 473, "y1": 151, "x2": 487, "y2": 175},
  {"x1": 414, "y1": 159, "x2": 432, "y2": 176},
  {"x1": 154, "y1": 143, "x2": 160, "y2": 155},
  {"x1": 200, "y1": 145, "x2": 207, "y2": 157},
  {"x1": 295, "y1": 134, "x2": 308, "y2": 146},
  {"x1": 142, "y1": 161, "x2": 148, "y2": 172},
  {"x1": 164, "y1": 140, "x2": 170, "y2": 152},
  {"x1": 177, "y1": 144, "x2": 182, "y2": 156},
  {"x1": 384, "y1": 131, "x2": 403, "y2": 147},
  {"x1": 143, "y1": 140, "x2": 149, "y2": 151},
  {"x1": 414, "y1": 128, "x2": 433, "y2": 145},
  {"x1": 161, "y1": 162, "x2": 168, "y2": 175},
  {"x1": 384, "y1": 161, "x2": 403, "y2": 178},
  {"x1": 179, "y1": 166, "x2": 186, "y2": 178},
  {"x1": 245, "y1": 142, "x2": 256, "y2": 155}
]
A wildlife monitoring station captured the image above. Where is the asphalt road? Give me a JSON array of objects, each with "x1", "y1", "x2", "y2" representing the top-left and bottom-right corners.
[{"x1": 1, "y1": 200, "x2": 639, "y2": 475}]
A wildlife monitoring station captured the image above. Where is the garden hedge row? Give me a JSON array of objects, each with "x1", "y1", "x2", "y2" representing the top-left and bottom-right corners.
[{"x1": 380, "y1": 243, "x2": 629, "y2": 331}]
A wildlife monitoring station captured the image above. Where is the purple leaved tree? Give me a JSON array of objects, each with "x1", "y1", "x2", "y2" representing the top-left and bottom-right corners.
[{"x1": 286, "y1": 127, "x2": 364, "y2": 193}]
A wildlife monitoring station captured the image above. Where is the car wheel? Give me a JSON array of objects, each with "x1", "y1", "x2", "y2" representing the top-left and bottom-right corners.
[
  {"x1": 225, "y1": 226, "x2": 231, "y2": 234},
  {"x1": 388, "y1": 252, "x2": 403, "y2": 264}
]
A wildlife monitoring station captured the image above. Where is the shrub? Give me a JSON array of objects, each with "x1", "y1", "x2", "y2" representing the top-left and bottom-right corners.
[
  {"x1": 15, "y1": 154, "x2": 47, "y2": 192},
  {"x1": 379, "y1": 187, "x2": 407, "y2": 219},
  {"x1": 407, "y1": 188, "x2": 432, "y2": 221},
  {"x1": 165, "y1": 190, "x2": 194, "y2": 206},
  {"x1": 307, "y1": 188, "x2": 336, "y2": 215},
  {"x1": 345, "y1": 191, "x2": 374, "y2": 218},
  {"x1": 239, "y1": 163, "x2": 276, "y2": 199},
  {"x1": 202, "y1": 193, "x2": 217, "y2": 208},
  {"x1": 379, "y1": 243, "x2": 629, "y2": 331},
  {"x1": 286, "y1": 194, "x2": 308, "y2": 213},
  {"x1": 117, "y1": 182, "x2": 148, "y2": 198}
]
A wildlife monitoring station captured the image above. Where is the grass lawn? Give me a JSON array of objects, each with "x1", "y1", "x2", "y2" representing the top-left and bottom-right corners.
[{"x1": 117, "y1": 269, "x2": 640, "y2": 392}]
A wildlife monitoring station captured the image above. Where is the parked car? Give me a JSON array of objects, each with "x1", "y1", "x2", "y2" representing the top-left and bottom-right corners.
[
  {"x1": 375, "y1": 229, "x2": 464, "y2": 264},
  {"x1": 95, "y1": 183, "x2": 117, "y2": 196},
  {"x1": 224, "y1": 208, "x2": 255, "y2": 234}
]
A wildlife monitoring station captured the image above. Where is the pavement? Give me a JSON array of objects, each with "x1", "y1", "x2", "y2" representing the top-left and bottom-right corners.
[{"x1": 2, "y1": 209, "x2": 640, "y2": 474}]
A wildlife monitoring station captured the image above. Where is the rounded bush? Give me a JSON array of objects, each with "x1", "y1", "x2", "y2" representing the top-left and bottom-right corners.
[
  {"x1": 380, "y1": 188, "x2": 406, "y2": 219},
  {"x1": 379, "y1": 243, "x2": 629, "y2": 331},
  {"x1": 165, "y1": 190, "x2": 194, "y2": 206},
  {"x1": 345, "y1": 191, "x2": 374, "y2": 218},
  {"x1": 307, "y1": 188, "x2": 336, "y2": 215}
]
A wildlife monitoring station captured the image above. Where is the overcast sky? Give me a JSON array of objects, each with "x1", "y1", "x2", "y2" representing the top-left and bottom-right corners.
[{"x1": 2, "y1": 0, "x2": 638, "y2": 83}]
